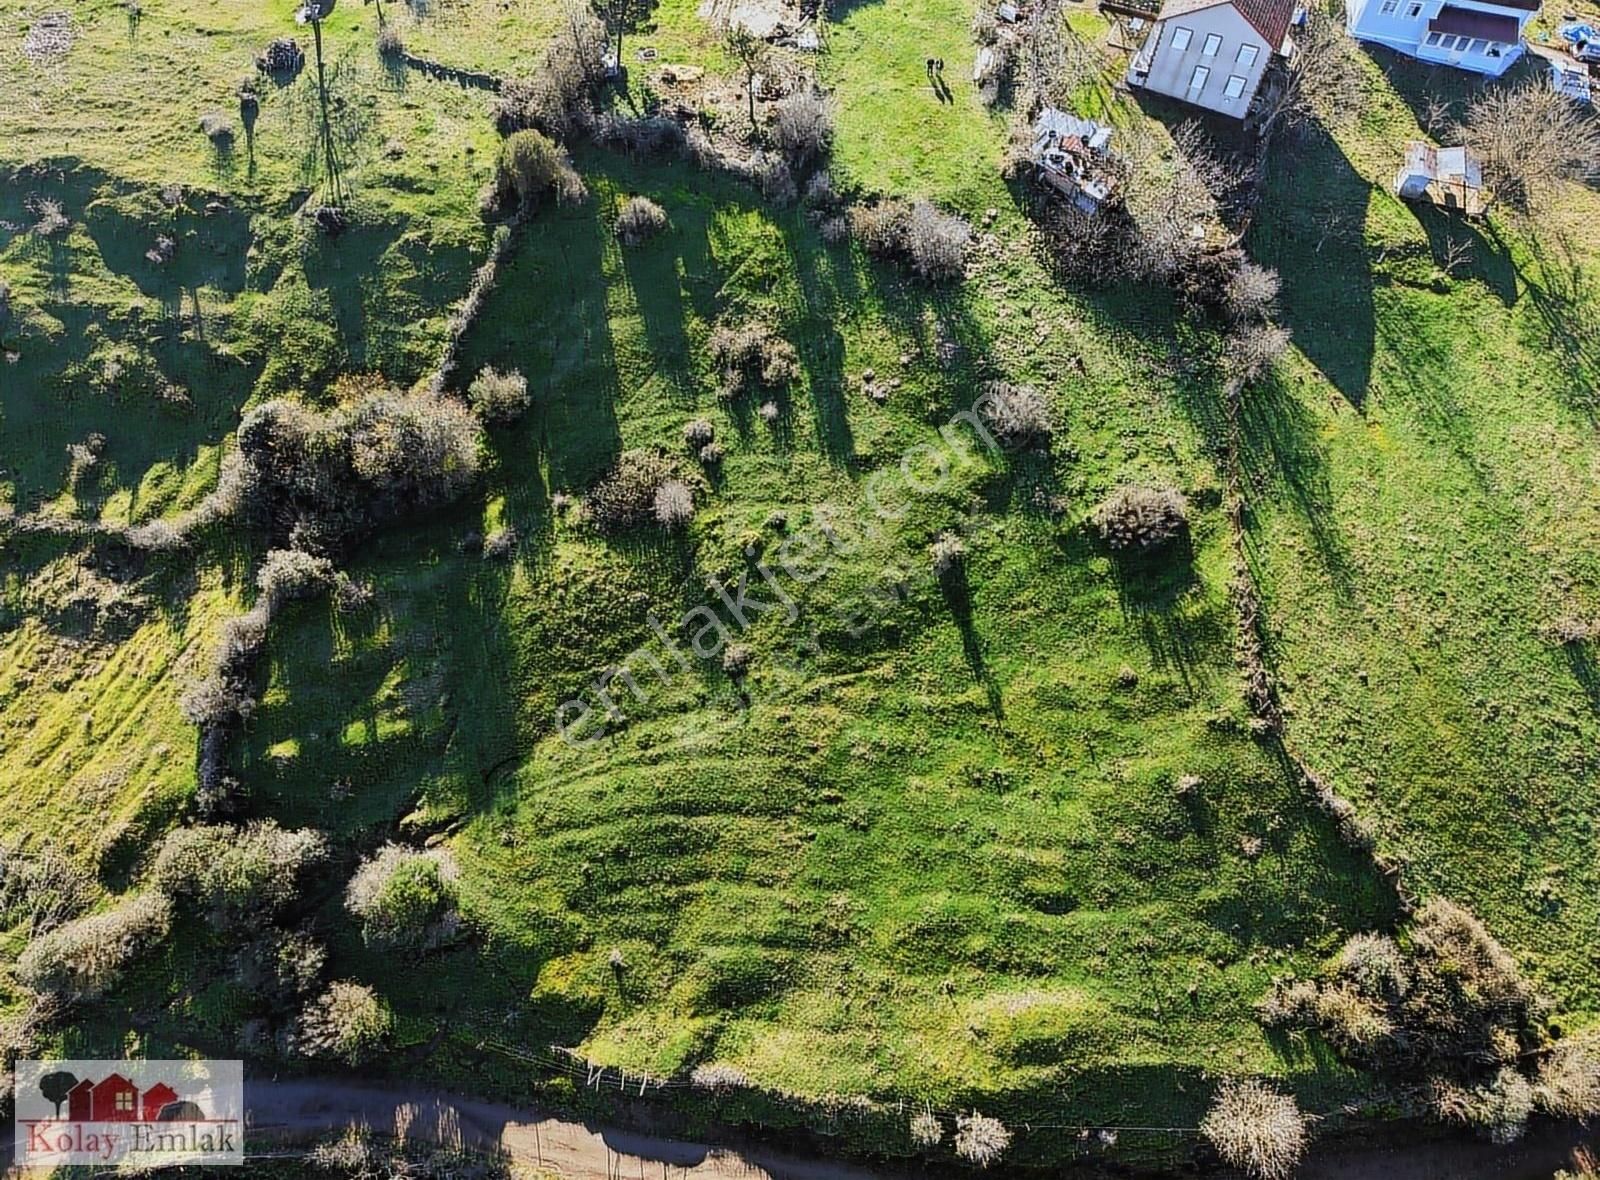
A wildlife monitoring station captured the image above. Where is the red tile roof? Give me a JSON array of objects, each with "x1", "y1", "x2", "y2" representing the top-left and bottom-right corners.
[
  {"x1": 1156, "y1": 0, "x2": 1299, "y2": 50},
  {"x1": 1429, "y1": 6, "x2": 1520, "y2": 40}
]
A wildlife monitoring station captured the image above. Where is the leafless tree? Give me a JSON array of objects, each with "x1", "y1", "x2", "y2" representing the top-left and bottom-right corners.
[
  {"x1": 1018, "y1": 0, "x2": 1101, "y2": 109},
  {"x1": 1253, "y1": 0, "x2": 1364, "y2": 141},
  {"x1": 1121, "y1": 120, "x2": 1240, "y2": 280},
  {"x1": 592, "y1": 0, "x2": 652, "y2": 66},
  {"x1": 1460, "y1": 80, "x2": 1600, "y2": 212},
  {"x1": 724, "y1": 22, "x2": 770, "y2": 132}
]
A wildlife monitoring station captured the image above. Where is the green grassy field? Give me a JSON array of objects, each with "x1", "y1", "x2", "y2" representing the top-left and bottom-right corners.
[{"x1": 3, "y1": 0, "x2": 1599, "y2": 1168}]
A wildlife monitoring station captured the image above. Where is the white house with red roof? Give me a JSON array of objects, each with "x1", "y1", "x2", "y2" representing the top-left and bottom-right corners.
[
  {"x1": 1128, "y1": 0, "x2": 1299, "y2": 117},
  {"x1": 1344, "y1": 0, "x2": 1532, "y2": 74}
]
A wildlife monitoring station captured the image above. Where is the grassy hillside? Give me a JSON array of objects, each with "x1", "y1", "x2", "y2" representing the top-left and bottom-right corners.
[{"x1": 2, "y1": 0, "x2": 1598, "y2": 1168}]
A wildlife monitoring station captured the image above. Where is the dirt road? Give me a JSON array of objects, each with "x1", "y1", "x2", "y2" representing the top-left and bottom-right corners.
[{"x1": 241, "y1": 1078, "x2": 1597, "y2": 1180}]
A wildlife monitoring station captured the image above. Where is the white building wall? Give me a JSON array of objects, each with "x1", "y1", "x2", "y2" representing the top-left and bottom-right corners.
[{"x1": 1135, "y1": 4, "x2": 1273, "y2": 119}]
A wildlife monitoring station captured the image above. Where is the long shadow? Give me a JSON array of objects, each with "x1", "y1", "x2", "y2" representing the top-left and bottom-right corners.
[
  {"x1": 1237, "y1": 369, "x2": 1359, "y2": 599},
  {"x1": 1101, "y1": 530, "x2": 1223, "y2": 698},
  {"x1": 456, "y1": 202, "x2": 624, "y2": 495},
  {"x1": 1517, "y1": 226, "x2": 1600, "y2": 421},
  {"x1": 1248, "y1": 121, "x2": 1377, "y2": 409},
  {"x1": 1402, "y1": 202, "x2": 1518, "y2": 306},
  {"x1": 938, "y1": 561, "x2": 1003, "y2": 718}
]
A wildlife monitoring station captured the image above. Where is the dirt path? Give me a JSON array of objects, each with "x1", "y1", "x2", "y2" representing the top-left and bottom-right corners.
[
  {"x1": 244, "y1": 1079, "x2": 888, "y2": 1180},
  {"x1": 239, "y1": 1078, "x2": 1598, "y2": 1180}
]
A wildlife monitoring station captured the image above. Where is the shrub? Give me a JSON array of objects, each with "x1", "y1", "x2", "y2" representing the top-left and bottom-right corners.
[
  {"x1": 593, "y1": 114, "x2": 687, "y2": 157},
  {"x1": 751, "y1": 152, "x2": 797, "y2": 205},
  {"x1": 15, "y1": 892, "x2": 173, "y2": 999},
  {"x1": 376, "y1": 23, "x2": 404, "y2": 57},
  {"x1": 1093, "y1": 486, "x2": 1189, "y2": 552},
  {"x1": 654, "y1": 479, "x2": 696, "y2": 530},
  {"x1": 257, "y1": 549, "x2": 335, "y2": 611},
  {"x1": 491, "y1": 10, "x2": 605, "y2": 138},
  {"x1": 1432, "y1": 1066, "x2": 1535, "y2": 1145},
  {"x1": 1333, "y1": 932, "x2": 1410, "y2": 1001},
  {"x1": 906, "y1": 201, "x2": 970, "y2": 281},
  {"x1": 1535, "y1": 1035, "x2": 1600, "y2": 1119},
  {"x1": 345, "y1": 845, "x2": 461, "y2": 951},
  {"x1": 699, "y1": 442, "x2": 725, "y2": 466},
  {"x1": 802, "y1": 169, "x2": 840, "y2": 210},
  {"x1": 772, "y1": 89, "x2": 834, "y2": 167},
  {"x1": 178, "y1": 674, "x2": 255, "y2": 727},
  {"x1": 689, "y1": 1063, "x2": 750, "y2": 1092},
  {"x1": 257, "y1": 37, "x2": 305, "y2": 77},
  {"x1": 1256, "y1": 978, "x2": 1321, "y2": 1028},
  {"x1": 683, "y1": 418, "x2": 716, "y2": 449},
  {"x1": 199, "y1": 112, "x2": 235, "y2": 145},
  {"x1": 708, "y1": 321, "x2": 799, "y2": 396},
  {"x1": 497, "y1": 129, "x2": 585, "y2": 209},
  {"x1": 1199, "y1": 1079, "x2": 1308, "y2": 1180},
  {"x1": 0, "y1": 841, "x2": 94, "y2": 936},
  {"x1": 722, "y1": 643, "x2": 752, "y2": 676},
  {"x1": 953, "y1": 1111, "x2": 1011, "y2": 1167},
  {"x1": 153, "y1": 822, "x2": 329, "y2": 928},
  {"x1": 849, "y1": 198, "x2": 912, "y2": 257},
  {"x1": 758, "y1": 400, "x2": 780, "y2": 425},
  {"x1": 1314, "y1": 983, "x2": 1394, "y2": 1054},
  {"x1": 483, "y1": 526, "x2": 518, "y2": 560},
  {"x1": 930, "y1": 534, "x2": 967, "y2": 576},
  {"x1": 1224, "y1": 262, "x2": 1281, "y2": 324},
  {"x1": 978, "y1": 382, "x2": 1052, "y2": 448},
  {"x1": 467, "y1": 366, "x2": 532, "y2": 424},
  {"x1": 819, "y1": 214, "x2": 850, "y2": 244},
  {"x1": 849, "y1": 198, "x2": 968, "y2": 281},
  {"x1": 909, "y1": 1107, "x2": 942, "y2": 1148},
  {"x1": 587, "y1": 449, "x2": 679, "y2": 532},
  {"x1": 1226, "y1": 323, "x2": 1293, "y2": 384},
  {"x1": 234, "y1": 929, "x2": 327, "y2": 1006},
  {"x1": 30, "y1": 197, "x2": 69, "y2": 238},
  {"x1": 345, "y1": 391, "x2": 484, "y2": 515},
  {"x1": 616, "y1": 195, "x2": 668, "y2": 244},
  {"x1": 297, "y1": 981, "x2": 392, "y2": 1065}
]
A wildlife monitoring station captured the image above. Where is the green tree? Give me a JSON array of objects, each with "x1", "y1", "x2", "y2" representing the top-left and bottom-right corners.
[{"x1": 723, "y1": 22, "x2": 768, "y2": 132}]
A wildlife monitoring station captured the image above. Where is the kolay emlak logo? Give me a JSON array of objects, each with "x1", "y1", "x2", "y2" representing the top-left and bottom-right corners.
[{"x1": 14, "y1": 1058, "x2": 244, "y2": 1168}]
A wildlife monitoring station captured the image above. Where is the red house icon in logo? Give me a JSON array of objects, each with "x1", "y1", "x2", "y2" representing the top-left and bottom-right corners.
[
  {"x1": 65, "y1": 1075, "x2": 142, "y2": 1122},
  {"x1": 142, "y1": 1083, "x2": 179, "y2": 1122}
]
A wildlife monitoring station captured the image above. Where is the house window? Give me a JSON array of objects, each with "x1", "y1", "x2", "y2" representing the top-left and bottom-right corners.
[
  {"x1": 1170, "y1": 25, "x2": 1193, "y2": 50},
  {"x1": 1424, "y1": 30, "x2": 1442, "y2": 43},
  {"x1": 1188, "y1": 64, "x2": 1210, "y2": 92},
  {"x1": 1406, "y1": 2, "x2": 1422, "y2": 15},
  {"x1": 1202, "y1": 32, "x2": 1223, "y2": 55},
  {"x1": 1465, "y1": 37, "x2": 1485, "y2": 52},
  {"x1": 1379, "y1": 0, "x2": 1398, "y2": 13},
  {"x1": 1236, "y1": 43, "x2": 1260, "y2": 66},
  {"x1": 1223, "y1": 73, "x2": 1248, "y2": 98},
  {"x1": 116, "y1": 1092, "x2": 134, "y2": 1113}
]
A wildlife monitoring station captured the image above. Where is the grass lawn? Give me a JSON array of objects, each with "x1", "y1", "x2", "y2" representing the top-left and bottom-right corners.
[{"x1": 2, "y1": 0, "x2": 1598, "y2": 1167}]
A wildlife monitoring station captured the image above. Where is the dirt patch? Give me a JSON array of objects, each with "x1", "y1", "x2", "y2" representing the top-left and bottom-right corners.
[{"x1": 22, "y1": 12, "x2": 73, "y2": 64}]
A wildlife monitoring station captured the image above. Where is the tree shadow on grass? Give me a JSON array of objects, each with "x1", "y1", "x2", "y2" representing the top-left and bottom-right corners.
[
  {"x1": 1237, "y1": 370, "x2": 1359, "y2": 600},
  {"x1": 456, "y1": 204, "x2": 624, "y2": 496},
  {"x1": 1403, "y1": 204, "x2": 1518, "y2": 307},
  {"x1": 1517, "y1": 225, "x2": 1600, "y2": 422},
  {"x1": 938, "y1": 561, "x2": 1003, "y2": 719},
  {"x1": 1100, "y1": 531, "x2": 1224, "y2": 699},
  {"x1": 1249, "y1": 123, "x2": 1377, "y2": 410}
]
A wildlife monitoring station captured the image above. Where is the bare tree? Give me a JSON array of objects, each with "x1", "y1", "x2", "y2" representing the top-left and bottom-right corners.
[
  {"x1": 592, "y1": 0, "x2": 652, "y2": 68},
  {"x1": 1461, "y1": 80, "x2": 1600, "y2": 212},
  {"x1": 1018, "y1": 0, "x2": 1101, "y2": 108},
  {"x1": 723, "y1": 22, "x2": 769, "y2": 132},
  {"x1": 1121, "y1": 120, "x2": 1240, "y2": 280},
  {"x1": 1253, "y1": 0, "x2": 1363, "y2": 141}
]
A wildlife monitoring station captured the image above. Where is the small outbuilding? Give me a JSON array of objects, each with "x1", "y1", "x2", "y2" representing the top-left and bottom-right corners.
[
  {"x1": 1028, "y1": 108, "x2": 1121, "y2": 213},
  {"x1": 1394, "y1": 141, "x2": 1486, "y2": 215}
]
